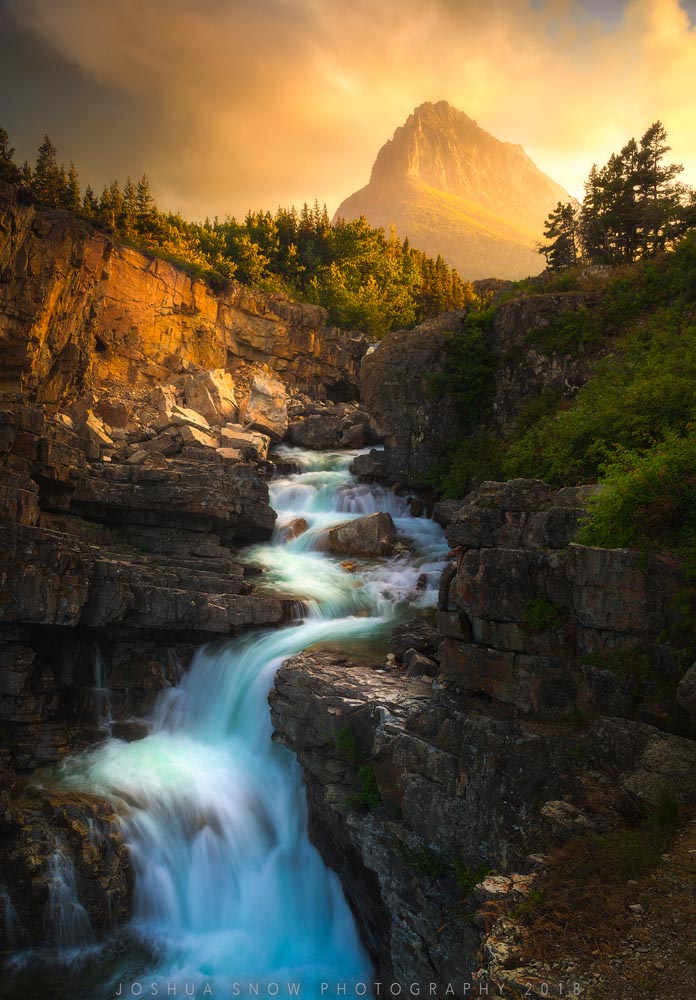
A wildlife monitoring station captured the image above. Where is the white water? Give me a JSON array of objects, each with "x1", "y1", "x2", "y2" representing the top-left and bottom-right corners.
[
  {"x1": 44, "y1": 846, "x2": 96, "y2": 949},
  {"x1": 44, "y1": 446, "x2": 448, "y2": 995}
]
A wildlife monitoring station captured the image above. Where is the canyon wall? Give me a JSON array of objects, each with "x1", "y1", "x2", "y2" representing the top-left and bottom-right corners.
[{"x1": 0, "y1": 181, "x2": 370, "y2": 404}]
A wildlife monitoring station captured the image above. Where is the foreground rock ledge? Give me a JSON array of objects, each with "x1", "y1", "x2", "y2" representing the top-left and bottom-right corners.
[{"x1": 269, "y1": 651, "x2": 696, "y2": 986}]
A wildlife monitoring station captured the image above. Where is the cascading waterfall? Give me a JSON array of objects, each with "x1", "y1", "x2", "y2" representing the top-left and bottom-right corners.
[
  {"x1": 44, "y1": 846, "x2": 96, "y2": 949},
  {"x1": 16, "y1": 446, "x2": 448, "y2": 997}
]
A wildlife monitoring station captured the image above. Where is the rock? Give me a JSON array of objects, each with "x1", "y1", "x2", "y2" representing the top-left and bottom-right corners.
[
  {"x1": 282, "y1": 517, "x2": 309, "y2": 540},
  {"x1": 540, "y1": 800, "x2": 593, "y2": 836},
  {"x1": 0, "y1": 785, "x2": 132, "y2": 944},
  {"x1": 183, "y1": 368, "x2": 238, "y2": 425},
  {"x1": 216, "y1": 447, "x2": 244, "y2": 463},
  {"x1": 178, "y1": 424, "x2": 219, "y2": 449},
  {"x1": 240, "y1": 372, "x2": 288, "y2": 441},
  {"x1": 676, "y1": 663, "x2": 696, "y2": 715},
  {"x1": 326, "y1": 512, "x2": 397, "y2": 557},
  {"x1": 350, "y1": 448, "x2": 388, "y2": 481},
  {"x1": 158, "y1": 403, "x2": 210, "y2": 433},
  {"x1": 125, "y1": 448, "x2": 149, "y2": 465},
  {"x1": 390, "y1": 618, "x2": 440, "y2": 660},
  {"x1": 220, "y1": 424, "x2": 271, "y2": 460},
  {"x1": 80, "y1": 410, "x2": 114, "y2": 461},
  {"x1": 93, "y1": 400, "x2": 133, "y2": 428},
  {"x1": 403, "y1": 647, "x2": 438, "y2": 678},
  {"x1": 359, "y1": 317, "x2": 460, "y2": 484},
  {"x1": 0, "y1": 180, "x2": 370, "y2": 402}
]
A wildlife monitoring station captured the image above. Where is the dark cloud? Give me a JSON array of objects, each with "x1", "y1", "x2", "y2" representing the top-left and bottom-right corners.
[{"x1": 1, "y1": 0, "x2": 695, "y2": 218}]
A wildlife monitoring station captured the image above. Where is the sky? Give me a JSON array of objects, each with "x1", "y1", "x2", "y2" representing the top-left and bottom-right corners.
[{"x1": 0, "y1": 0, "x2": 695, "y2": 221}]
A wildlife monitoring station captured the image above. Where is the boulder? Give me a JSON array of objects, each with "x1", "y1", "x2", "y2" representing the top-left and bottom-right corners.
[
  {"x1": 178, "y1": 424, "x2": 219, "y2": 449},
  {"x1": 80, "y1": 411, "x2": 114, "y2": 461},
  {"x1": 349, "y1": 449, "x2": 388, "y2": 481},
  {"x1": 403, "y1": 647, "x2": 438, "y2": 678},
  {"x1": 240, "y1": 372, "x2": 288, "y2": 441},
  {"x1": 326, "y1": 512, "x2": 397, "y2": 557},
  {"x1": 158, "y1": 403, "x2": 210, "y2": 433},
  {"x1": 390, "y1": 618, "x2": 441, "y2": 660},
  {"x1": 220, "y1": 424, "x2": 271, "y2": 460},
  {"x1": 183, "y1": 369, "x2": 238, "y2": 425}
]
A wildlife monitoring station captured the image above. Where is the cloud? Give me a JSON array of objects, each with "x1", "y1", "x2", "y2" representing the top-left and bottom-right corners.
[{"x1": 3, "y1": 0, "x2": 696, "y2": 217}]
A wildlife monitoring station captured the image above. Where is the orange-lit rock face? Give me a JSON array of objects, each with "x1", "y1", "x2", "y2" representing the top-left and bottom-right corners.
[{"x1": 0, "y1": 181, "x2": 370, "y2": 405}]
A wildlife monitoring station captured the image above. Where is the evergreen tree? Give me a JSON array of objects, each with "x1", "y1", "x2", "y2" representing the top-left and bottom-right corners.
[
  {"x1": 122, "y1": 176, "x2": 137, "y2": 233},
  {"x1": 539, "y1": 201, "x2": 579, "y2": 270},
  {"x1": 33, "y1": 134, "x2": 63, "y2": 205},
  {"x1": 0, "y1": 126, "x2": 20, "y2": 183},
  {"x1": 135, "y1": 174, "x2": 157, "y2": 233},
  {"x1": 61, "y1": 162, "x2": 81, "y2": 212},
  {"x1": 82, "y1": 184, "x2": 99, "y2": 217}
]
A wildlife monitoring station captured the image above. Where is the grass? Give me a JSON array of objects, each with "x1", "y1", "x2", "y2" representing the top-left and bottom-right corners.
[{"x1": 517, "y1": 786, "x2": 681, "y2": 962}]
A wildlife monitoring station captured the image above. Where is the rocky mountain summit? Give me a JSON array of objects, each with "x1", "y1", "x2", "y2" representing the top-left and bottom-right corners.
[{"x1": 334, "y1": 101, "x2": 571, "y2": 280}]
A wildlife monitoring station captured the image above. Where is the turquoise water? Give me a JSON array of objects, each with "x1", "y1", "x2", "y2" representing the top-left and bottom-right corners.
[{"x1": 5, "y1": 446, "x2": 448, "y2": 998}]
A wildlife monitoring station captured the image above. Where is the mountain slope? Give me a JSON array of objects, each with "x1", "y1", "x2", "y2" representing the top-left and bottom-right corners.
[{"x1": 334, "y1": 101, "x2": 571, "y2": 280}]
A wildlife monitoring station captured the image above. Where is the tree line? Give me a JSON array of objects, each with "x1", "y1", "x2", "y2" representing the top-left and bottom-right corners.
[
  {"x1": 539, "y1": 121, "x2": 696, "y2": 270},
  {"x1": 0, "y1": 127, "x2": 476, "y2": 336}
]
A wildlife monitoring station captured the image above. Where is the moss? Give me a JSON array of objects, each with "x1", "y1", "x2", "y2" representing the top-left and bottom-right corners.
[
  {"x1": 523, "y1": 596, "x2": 564, "y2": 633},
  {"x1": 395, "y1": 841, "x2": 451, "y2": 878},
  {"x1": 333, "y1": 724, "x2": 382, "y2": 812}
]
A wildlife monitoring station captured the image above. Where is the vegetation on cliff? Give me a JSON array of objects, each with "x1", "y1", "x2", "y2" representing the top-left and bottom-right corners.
[
  {"x1": 435, "y1": 227, "x2": 696, "y2": 564},
  {"x1": 0, "y1": 125, "x2": 475, "y2": 337}
]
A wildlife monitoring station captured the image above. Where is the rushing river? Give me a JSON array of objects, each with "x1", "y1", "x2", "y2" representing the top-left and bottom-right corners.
[{"x1": 6, "y1": 447, "x2": 448, "y2": 999}]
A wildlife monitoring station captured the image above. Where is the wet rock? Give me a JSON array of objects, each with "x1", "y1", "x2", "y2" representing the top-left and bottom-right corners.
[
  {"x1": 326, "y1": 512, "x2": 397, "y2": 557},
  {"x1": 350, "y1": 449, "x2": 388, "y2": 481},
  {"x1": 390, "y1": 618, "x2": 440, "y2": 660},
  {"x1": 0, "y1": 785, "x2": 132, "y2": 944}
]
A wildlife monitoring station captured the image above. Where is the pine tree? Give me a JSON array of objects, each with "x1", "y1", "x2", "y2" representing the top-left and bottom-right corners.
[
  {"x1": 122, "y1": 176, "x2": 137, "y2": 233},
  {"x1": 82, "y1": 184, "x2": 99, "y2": 217},
  {"x1": 0, "y1": 126, "x2": 20, "y2": 183},
  {"x1": 539, "y1": 202, "x2": 579, "y2": 270},
  {"x1": 33, "y1": 134, "x2": 63, "y2": 205},
  {"x1": 135, "y1": 174, "x2": 157, "y2": 233},
  {"x1": 60, "y1": 163, "x2": 81, "y2": 212}
]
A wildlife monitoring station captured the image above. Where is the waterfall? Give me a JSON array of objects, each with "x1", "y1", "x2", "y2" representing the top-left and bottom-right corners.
[
  {"x1": 0, "y1": 887, "x2": 25, "y2": 950},
  {"x1": 24, "y1": 445, "x2": 448, "y2": 997},
  {"x1": 90, "y1": 645, "x2": 113, "y2": 734},
  {"x1": 44, "y1": 846, "x2": 96, "y2": 949}
]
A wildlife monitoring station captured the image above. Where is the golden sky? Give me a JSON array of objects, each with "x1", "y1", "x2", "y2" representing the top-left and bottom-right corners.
[{"x1": 0, "y1": 0, "x2": 695, "y2": 219}]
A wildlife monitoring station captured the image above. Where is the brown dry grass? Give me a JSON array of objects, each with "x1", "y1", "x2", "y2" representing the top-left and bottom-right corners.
[{"x1": 518, "y1": 796, "x2": 681, "y2": 963}]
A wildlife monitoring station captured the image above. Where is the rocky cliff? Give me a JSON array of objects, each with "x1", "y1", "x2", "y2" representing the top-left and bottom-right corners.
[
  {"x1": 0, "y1": 180, "x2": 370, "y2": 404},
  {"x1": 270, "y1": 480, "x2": 696, "y2": 991},
  {"x1": 359, "y1": 289, "x2": 599, "y2": 486},
  {"x1": 334, "y1": 101, "x2": 571, "y2": 280}
]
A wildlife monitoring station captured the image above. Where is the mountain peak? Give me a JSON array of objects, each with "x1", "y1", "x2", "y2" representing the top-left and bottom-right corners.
[{"x1": 335, "y1": 101, "x2": 570, "y2": 280}]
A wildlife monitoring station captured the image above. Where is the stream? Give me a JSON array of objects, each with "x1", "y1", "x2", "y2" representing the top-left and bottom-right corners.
[{"x1": 6, "y1": 446, "x2": 449, "y2": 998}]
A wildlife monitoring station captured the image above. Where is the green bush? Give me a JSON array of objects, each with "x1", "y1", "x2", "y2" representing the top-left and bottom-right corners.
[{"x1": 577, "y1": 432, "x2": 696, "y2": 557}]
